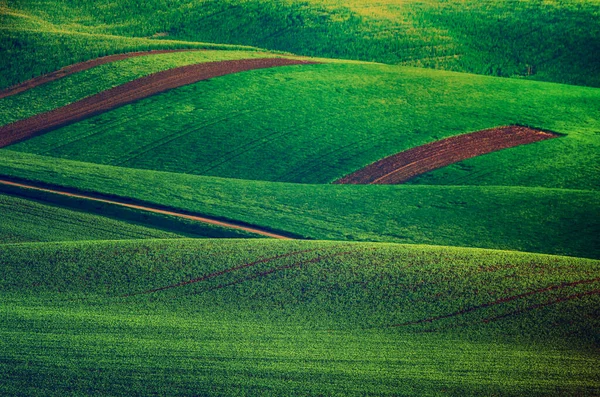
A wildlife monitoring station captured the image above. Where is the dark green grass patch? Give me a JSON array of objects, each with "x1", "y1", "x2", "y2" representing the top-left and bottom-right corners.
[
  {"x1": 9, "y1": 62, "x2": 598, "y2": 189},
  {"x1": 0, "y1": 193, "x2": 189, "y2": 243},
  {"x1": 0, "y1": 184, "x2": 260, "y2": 241},
  {"x1": 1, "y1": 239, "x2": 598, "y2": 396},
  {"x1": 1, "y1": 150, "x2": 598, "y2": 258}
]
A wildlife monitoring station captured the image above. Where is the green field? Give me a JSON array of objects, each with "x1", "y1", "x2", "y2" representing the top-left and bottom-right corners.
[
  {"x1": 1, "y1": 150, "x2": 598, "y2": 259},
  {"x1": 1, "y1": 0, "x2": 599, "y2": 395},
  {"x1": 7, "y1": 61, "x2": 599, "y2": 189},
  {"x1": 1, "y1": 239, "x2": 599, "y2": 396},
  {"x1": 2, "y1": 0, "x2": 599, "y2": 87}
]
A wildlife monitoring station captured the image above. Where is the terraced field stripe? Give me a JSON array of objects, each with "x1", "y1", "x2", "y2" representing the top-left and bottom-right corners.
[
  {"x1": 334, "y1": 125, "x2": 559, "y2": 185},
  {"x1": 128, "y1": 249, "x2": 319, "y2": 296},
  {"x1": 390, "y1": 277, "x2": 600, "y2": 328},
  {"x1": 0, "y1": 58, "x2": 318, "y2": 148},
  {"x1": 0, "y1": 178, "x2": 293, "y2": 239},
  {"x1": 0, "y1": 50, "x2": 204, "y2": 99}
]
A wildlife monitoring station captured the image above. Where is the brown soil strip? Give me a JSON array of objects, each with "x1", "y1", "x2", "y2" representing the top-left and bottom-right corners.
[
  {"x1": 0, "y1": 178, "x2": 293, "y2": 240},
  {"x1": 0, "y1": 49, "x2": 203, "y2": 99},
  {"x1": 334, "y1": 125, "x2": 559, "y2": 185},
  {"x1": 390, "y1": 277, "x2": 600, "y2": 327},
  {"x1": 0, "y1": 58, "x2": 317, "y2": 148},
  {"x1": 128, "y1": 249, "x2": 319, "y2": 296}
]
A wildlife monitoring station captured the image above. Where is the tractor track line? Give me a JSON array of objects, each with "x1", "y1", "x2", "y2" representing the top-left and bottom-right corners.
[
  {"x1": 390, "y1": 277, "x2": 600, "y2": 327},
  {"x1": 126, "y1": 249, "x2": 319, "y2": 297},
  {"x1": 0, "y1": 49, "x2": 205, "y2": 99},
  {"x1": 0, "y1": 58, "x2": 318, "y2": 148},
  {"x1": 0, "y1": 178, "x2": 294, "y2": 240}
]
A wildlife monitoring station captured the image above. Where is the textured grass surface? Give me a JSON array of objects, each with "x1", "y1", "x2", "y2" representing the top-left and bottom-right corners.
[
  {"x1": 1, "y1": 150, "x2": 598, "y2": 259},
  {"x1": 0, "y1": 193, "x2": 186, "y2": 243},
  {"x1": 1, "y1": 239, "x2": 598, "y2": 396},
  {"x1": 0, "y1": 50, "x2": 281, "y2": 126},
  {"x1": 3, "y1": 0, "x2": 599, "y2": 87},
  {"x1": 8, "y1": 62, "x2": 599, "y2": 190}
]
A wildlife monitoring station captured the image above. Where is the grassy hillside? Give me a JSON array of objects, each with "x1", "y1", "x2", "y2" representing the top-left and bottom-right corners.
[
  {"x1": 3, "y1": 0, "x2": 599, "y2": 87},
  {"x1": 1, "y1": 239, "x2": 598, "y2": 396},
  {"x1": 0, "y1": 50, "x2": 282, "y2": 126},
  {"x1": 0, "y1": 193, "x2": 188, "y2": 243},
  {"x1": 1, "y1": 150, "x2": 598, "y2": 258},
  {"x1": 8, "y1": 61, "x2": 599, "y2": 191}
]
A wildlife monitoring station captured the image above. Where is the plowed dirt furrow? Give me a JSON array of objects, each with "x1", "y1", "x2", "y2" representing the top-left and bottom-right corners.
[
  {"x1": 0, "y1": 50, "x2": 203, "y2": 99},
  {"x1": 0, "y1": 58, "x2": 317, "y2": 148},
  {"x1": 127, "y1": 249, "x2": 319, "y2": 296},
  {"x1": 0, "y1": 178, "x2": 294, "y2": 239},
  {"x1": 390, "y1": 277, "x2": 600, "y2": 328},
  {"x1": 334, "y1": 126, "x2": 558, "y2": 184}
]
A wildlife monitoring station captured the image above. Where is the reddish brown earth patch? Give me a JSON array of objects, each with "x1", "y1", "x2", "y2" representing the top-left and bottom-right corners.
[
  {"x1": 0, "y1": 49, "x2": 203, "y2": 99},
  {"x1": 334, "y1": 126, "x2": 559, "y2": 185},
  {"x1": 0, "y1": 58, "x2": 317, "y2": 148}
]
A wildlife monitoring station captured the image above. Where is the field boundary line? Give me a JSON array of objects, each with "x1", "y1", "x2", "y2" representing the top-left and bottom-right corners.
[{"x1": 0, "y1": 177, "x2": 295, "y2": 240}]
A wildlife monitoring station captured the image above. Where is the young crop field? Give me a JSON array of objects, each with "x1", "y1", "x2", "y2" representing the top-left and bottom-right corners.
[
  {"x1": 2, "y1": 0, "x2": 599, "y2": 87},
  {"x1": 5, "y1": 61, "x2": 599, "y2": 190},
  {"x1": 1, "y1": 0, "x2": 599, "y2": 395},
  {"x1": 1, "y1": 150, "x2": 598, "y2": 259},
  {"x1": 0, "y1": 193, "x2": 187, "y2": 243},
  {"x1": 1, "y1": 239, "x2": 599, "y2": 396}
]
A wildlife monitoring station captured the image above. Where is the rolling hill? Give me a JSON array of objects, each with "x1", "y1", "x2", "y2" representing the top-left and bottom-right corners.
[{"x1": 0, "y1": 0, "x2": 599, "y2": 395}]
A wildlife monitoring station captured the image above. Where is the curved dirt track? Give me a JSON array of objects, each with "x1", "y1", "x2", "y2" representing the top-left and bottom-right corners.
[
  {"x1": 0, "y1": 178, "x2": 293, "y2": 240},
  {"x1": 334, "y1": 126, "x2": 558, "y2": 185},
  {"x1": 0, "y1": 58, "x2": 317, "y2": 148},
  {"x1": 0, "y1": 49, "x2": 203, "y2": 99}
]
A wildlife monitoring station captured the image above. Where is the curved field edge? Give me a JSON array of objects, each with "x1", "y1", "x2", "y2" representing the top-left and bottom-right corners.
[
  {"x1": 0, "y1": 58, "x2": 317, "y2": 148},
  {"x1": 0, "y1": 150, "x2": 598, "y2": 259},
  {"x1": 0, "y1": 50, "x2": 298, "y2": 126},
  {"x1": 0, "y1": 193, "x2": 188, "y2": 243},
  {"x1": 334, "y1": 126, "x2": 558, "y2": 184},
  {"x1": 13, "y1": 61, "x2": 598, "y2": 190}
]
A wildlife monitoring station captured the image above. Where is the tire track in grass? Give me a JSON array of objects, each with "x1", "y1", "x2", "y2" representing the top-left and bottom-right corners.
[
  {"x1": 0, "y1": 178, "x2": 295, "y2": 240},
  {"x1": 199, "y1": 251, "x2": 358, "y2": 294},
  {"x1": 0, "y1": 49, "x2": 204, "y2": 99},
  {"x1": 125, "y1": 249, "x2": 320, "y2": 297},
  {"x1": 390, "y1": 277, "x2": 600, "y2": 328},
  {"x1": 0, "y1": 58, "x2": 318, "y2": 148}
]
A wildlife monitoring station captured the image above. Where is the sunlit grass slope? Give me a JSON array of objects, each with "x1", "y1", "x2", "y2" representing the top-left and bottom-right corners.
[
  {"x1": 0, "y1": 50, "x2": 282, "y2": 126},
  {"x1": 3, "y1": 0, "x2": 599, "y2": 87},
  {"x1": 1, "y1": 150, "x2": 598, "y2": 259},
  {"x1": 1, "y1": 239, "x2": 598, "y2": 396},
  {"x1": 8, "y1": 62, "x2": 599, "y2": 190}
]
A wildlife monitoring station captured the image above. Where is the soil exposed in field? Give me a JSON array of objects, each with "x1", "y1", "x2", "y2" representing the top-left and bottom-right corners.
[
  {"x1": 0, "y1": 58, "x2": 316, "y2": 148},
  {"x1": 334, "y1": 126, "x2": 558, "y2": 185},
  {"x1": 0, "y1": 49, "x2": 204, "y2": 99}
]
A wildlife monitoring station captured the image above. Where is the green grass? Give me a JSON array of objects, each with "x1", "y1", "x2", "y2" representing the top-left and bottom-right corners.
[
  {"x1": 1, "y1": 150, "x2": 598, "y2": 259},
  {"x1": 3, "y1": 0, "x2": 599, "y2": 87},
  {"x1": 0, "y1": 193, "x2": 186, "y2": 243},
  {"x1": 1, "y1": 239, "x2": 598, "y2": 396},
  {"x1": 8, "y1": 61, "x2": 599, "y2": 191},
  {"x1": 0, "y1": 50, "x2": 282, "y2": 126}
]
